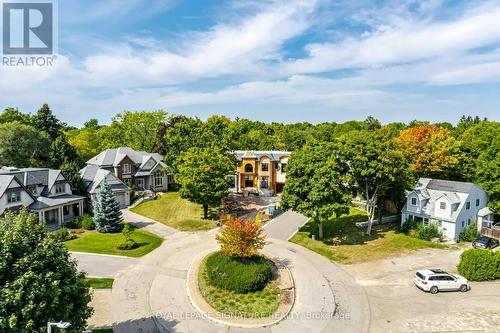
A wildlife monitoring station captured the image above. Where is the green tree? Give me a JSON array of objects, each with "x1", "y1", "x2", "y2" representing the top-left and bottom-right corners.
[
  {"x1": 281, "y1": 142, "x2": 351, "y2": 239},
  {"x1": 32, "y1": 104, "x2": 63, "y2": 139},
  {"x1": 338, "y1": 128, "x2": 409, "y2": 235},
  {"x1": 83, "y1": 118, "x2": 99, "y2": 129},
  {"x1": 0, "y1": 210, "x2": 92, "y2": 332},
  {"x1": 49, "y1": 135, "x2": 78, "y2": 168},
  {"x1": 0, "y1": 107, "x2": 32, "y2": 125},
  {"x1": 60, "y1": 161, "x2": 86, "y2": 195},
  {"x1": 0, "y1": 121, "x2": 50, "y2": 167},
  {"x1": 176, "y1": 147, "x2": 235, "y2": 219},
  {"x1": 460, "y1": 121, "x2": 500, "y2": 212},
  {"x1": 93, "y1": 180, "x2": 122, "y2": 233}
]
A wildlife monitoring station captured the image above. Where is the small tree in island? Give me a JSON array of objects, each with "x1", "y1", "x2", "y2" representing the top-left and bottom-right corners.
[
  {"x1": 93, "y1": 179, "x2": 122, "y2": 233},
  {"x1": 216, "y1": 215, "x2": 266, "y2": 258},
  {"x1": 176, "y1": 147, "x2": 236, "y2": 219}
]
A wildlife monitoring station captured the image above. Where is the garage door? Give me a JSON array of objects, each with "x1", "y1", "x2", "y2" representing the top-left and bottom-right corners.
[{"x1": 115, "y1": 193, "x2": 126, "y2": 208}]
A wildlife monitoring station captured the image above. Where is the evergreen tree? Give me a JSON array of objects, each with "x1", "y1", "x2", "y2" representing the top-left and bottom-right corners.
[
  {"x1": 49, "y1": 135, "x2": 78, "y2": 168},
  {"x1": 32, "y1": 103, "x2": 63, "y2": 139},
  {"x1": 93, "y1": 180, "x2": 122, "y2": 233}
]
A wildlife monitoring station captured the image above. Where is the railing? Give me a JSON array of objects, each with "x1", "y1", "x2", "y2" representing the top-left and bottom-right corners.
[{"x1": 481, "y1": 225, "x2": 500, "y2": 240}]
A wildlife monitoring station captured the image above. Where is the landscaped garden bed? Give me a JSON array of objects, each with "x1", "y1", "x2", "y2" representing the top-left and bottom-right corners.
[{"x1": 197, "y1": 252, "x2": 280, "y2": 318}]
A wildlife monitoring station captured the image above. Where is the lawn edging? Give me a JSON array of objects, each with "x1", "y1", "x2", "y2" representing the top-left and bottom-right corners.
[{"x1": 185, "y1": 250, "x2": 295, "y2": 328}]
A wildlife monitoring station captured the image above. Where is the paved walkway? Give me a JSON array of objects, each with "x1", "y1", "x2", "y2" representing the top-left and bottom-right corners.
[
  {"x1": 71, "y1": 252, "x2": 137, "y2": 278},
  {"x1": 111, "y1": 230, "x2": 369, "y2": 333},
  {"x1": 263, "y1": 210, "x2": 309, "y2": 240},
  {"x1": 122, "y1": 209, "x2": 178, "y2": 238}
]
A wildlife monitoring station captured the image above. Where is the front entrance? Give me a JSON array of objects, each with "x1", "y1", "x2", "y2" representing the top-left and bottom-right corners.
[
  {"x1": 137, "y1": 178, "x2": 145, "y2": 190},
  {"x1": 276, "y1": 183, "x2": 284, "y2": 193}
]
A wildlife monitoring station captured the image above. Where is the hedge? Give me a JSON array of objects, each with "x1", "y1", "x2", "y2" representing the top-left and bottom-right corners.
[
  {"x1": 457, "y1": 248, "x2": 500, "y2": 281},
  {"x1": 205, "y1": 252, "x2": 273, "y2": 293}
]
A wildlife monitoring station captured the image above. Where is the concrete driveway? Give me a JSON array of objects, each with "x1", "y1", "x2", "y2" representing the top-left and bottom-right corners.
[
  {"x1": 263, "y1": 210, "x2": 309, "y2": 241},
  {"x1": 343, "y1": 248, "x2": 500, "y2": 332},
  {"x1": 71, "y1": 252, "x2": 137, "y2": 278},
  {"x1": 111, "y1": 230, "x2": 369, "y2": 333}
]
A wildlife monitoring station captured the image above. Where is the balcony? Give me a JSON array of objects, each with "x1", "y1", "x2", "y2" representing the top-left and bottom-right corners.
[{"x1": 481, "y1": 220, "x2": 500, "y2": 241}]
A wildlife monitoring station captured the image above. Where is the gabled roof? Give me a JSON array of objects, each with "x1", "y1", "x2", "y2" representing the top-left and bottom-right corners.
[
  {"x1": 426, "y1": 179, "x2": 475, "y2": 193},
  {"x1": 0, "y1": 167, "x2": 66, "y2": 195},
  {"x1": 80, "y1": 165, "x2": 128, "y2": 194},
  {"x1": 0, "y1": 174, "x2": 37, "y2": 202},
  {"x1": 436, "y1": 192, "x2": 461, "y2": 204},
  {"x1": 86, "y1": 147, "x2": 164, "y2": 167}
]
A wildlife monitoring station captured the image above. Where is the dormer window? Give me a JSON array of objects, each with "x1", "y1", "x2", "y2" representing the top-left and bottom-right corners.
[
  {"x1": 7, "y1": 191, "x2": 21, "y2": 203},
  {"x1": 439, "y1": 202, "x2": 446, "y2": 210},
  {"x1": 261, "y1": 163, "x2": 269, "y2": 172},
  {"x1": 411, "y1": 197, "x2": 417, "y2": 205},
  {"x1": 123, "y1": 163, "x2": 131, "y2": 174},
  {"x1": 55, "y1": 184, "x2": 65, "y2": 194}
]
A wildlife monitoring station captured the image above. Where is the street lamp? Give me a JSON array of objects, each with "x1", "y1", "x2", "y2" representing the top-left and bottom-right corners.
[{"x1": 47, "y1": 321, "x2": 70, "y2": 333}]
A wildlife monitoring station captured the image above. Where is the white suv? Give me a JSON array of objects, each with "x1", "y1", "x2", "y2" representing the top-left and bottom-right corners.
[{"x1": 414, "y1": 269, "x2": 470, "y2": 294}]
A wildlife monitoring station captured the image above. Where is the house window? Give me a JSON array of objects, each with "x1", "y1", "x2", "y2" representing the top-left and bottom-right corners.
[
  {"x1": 55, "y1": 184, "x2": 65, "y2": 194},
  {"x1": 260, "y1": 176, "x2": 269, "y2": 189},
  {"x1": 154, "y1": 172, "x2": 163, "y2": 187},
  {"x1": 245, "y1": 176, "x2": 254, "y2": 187},
  {"x1": 123, "y1": 163, "x2": 131, "y2": 174},
  {"x1": 274, "y1": 162, "x2": 280, "y2": 171},
  {"x1": 261, "y1": 163, "x2": 269, "y2": 172},
  {"x1": 244, "y1": 164, "x2": 253, "y2": 172},
  {"x1": 466, "y1": 202, "x2": 470, "y2": 210},
  {"x1": 468, "y1": 218, "x2": 471, "y2": 225},
  {"x1": 63, "y1": 205, "x2": 70, "y2": 215},
  {"x1": 167, "y1": 175, "x2": 173, "y2": 184},
  {"x1": 281, "y1": 163, "x2": 287, "y2": 173},
  {"x1": 439, "y1": 202, "x2": 446, "y2": 210},
  {"x1": 476, "y1": 199, "x2": 480, "y2": 206},
  {"x1": 411, "y1": 197, "x2": 417, "y2": 205},
  {"x1": 461, "y1": 221, "x2": 465, "y2": 227},
  {"x1": 7, "y1": 191, "x2": 21, "y2": 203}
]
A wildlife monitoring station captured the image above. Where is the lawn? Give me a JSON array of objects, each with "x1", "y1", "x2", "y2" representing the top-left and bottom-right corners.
[
  {"x1": 85, "y1": 277, "x2": 114, "y2": 289},
  {"x1": 130, "y1": 191, "x2": 217, "y2": 231},
  {"x1": 290, "y1": 207, "x2": 446, "y2": 264},
  {"x1": 65, "y1": 225, "x2": 162, "y2": 257},
  {"x1": 198, "y1": 256, "x2": 280, "y2": 318}
]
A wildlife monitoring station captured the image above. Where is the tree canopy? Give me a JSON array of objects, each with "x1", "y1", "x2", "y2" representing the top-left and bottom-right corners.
[{"x1": 0, "y1": 210, "x2": 92, "y2": 331}]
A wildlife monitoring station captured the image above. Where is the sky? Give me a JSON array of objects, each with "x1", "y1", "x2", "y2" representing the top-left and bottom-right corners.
[{"x1": 1, "y1": 0, "x2": 500, "y2": 126}]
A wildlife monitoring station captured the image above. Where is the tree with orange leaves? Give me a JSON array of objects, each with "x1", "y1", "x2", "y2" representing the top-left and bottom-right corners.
[
  {"x1": 395, "y1": 125, "x2": 462, "y2": 178},
  {"x1": 216, "y1": 215, "x2": 265, "y2": 258}
]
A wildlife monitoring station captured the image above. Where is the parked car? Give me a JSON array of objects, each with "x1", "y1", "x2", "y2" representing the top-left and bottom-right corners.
[
  {"x1": 472, "y1": 236, "x2": 499, "y2": 249},
  {"x1": 413, "y1": 269, "x2": 470, "y2": 294}
]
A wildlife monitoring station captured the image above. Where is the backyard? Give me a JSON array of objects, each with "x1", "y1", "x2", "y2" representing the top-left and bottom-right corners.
[
  {"x1": 290, "y1": 207, "x2": 447, "y2": 264},
  {"x1": 130, "y1": 191, "x2": 217, "y2": 231},
  {"x1": 65, "y1": 225, "x2": 162, "y2": 257}
]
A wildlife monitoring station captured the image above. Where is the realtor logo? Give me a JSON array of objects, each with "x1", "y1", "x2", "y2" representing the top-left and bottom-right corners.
[{"x1": 2, "y1": 1, "x2": 53, "y2": 54}]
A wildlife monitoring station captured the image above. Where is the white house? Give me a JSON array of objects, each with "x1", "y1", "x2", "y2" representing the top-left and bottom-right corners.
[
  {"x1": 0, "y1": 167, "x2": 85, "y2": 226},
  {"x1": 401, "y1": 178, "x2": 489, "y2": 240}
]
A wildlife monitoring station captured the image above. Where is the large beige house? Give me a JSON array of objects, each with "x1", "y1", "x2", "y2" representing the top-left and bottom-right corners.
[{"x1": 231, "y1": 150, "x2": 291, "y2": 196}]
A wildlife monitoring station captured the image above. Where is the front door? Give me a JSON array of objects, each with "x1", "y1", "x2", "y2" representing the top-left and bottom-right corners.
[{"x1": 137, "y1": 178, "x2": 144, "y2": 190}]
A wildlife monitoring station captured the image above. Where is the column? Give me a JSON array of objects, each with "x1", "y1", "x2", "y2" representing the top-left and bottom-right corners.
[
  {"x1": 58, "y1": 207, "x2": 64, "y2": 226},
  {"x1": 38, "y1": 211, "x2": 44, "y2": 222},
  {"x1": 79, "y1": 200, "x2": 84, "y2": 215}
]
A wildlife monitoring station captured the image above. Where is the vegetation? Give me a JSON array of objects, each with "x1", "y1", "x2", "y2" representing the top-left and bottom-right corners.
[
  {"x1": 459, "y1": 222, "x2": 479, "y2": 242},
  {"x1": 131, "y1": 191, "x2": 217, "y2": 231},
  {"x1": 64, "y1": 225, "x2": 162, "y2": 257},
  {"x1": 86, "y1": 278, "x2": 114, "y2": 289},
  {"x1": 117, "y1": 223, "x2": 139, "y2": 250},
  {"x1": 0, "y1": 210, "x2": 92, "y2": 331},
  {"x1": 205, "y1": 252, "x2": 272, "y2": 293},
  {"x1": 216, "y1": 216, "x2": 265, "y2": 258},
  {"x1": 93, "y1": 180, "x2": 122, "y2": 233},
  {"x1": 290, "y1": 208, "x2": 445, "y2": 264},
  {"x1": 457, "y1": 249, "x2": 500, "y2": 281},
  {"x1": 176, "y1": 147, "x2": 235, "y2": 218},
  {"x1": 281, "y1": 142, "x2": 351, "y2": 239},
  {"x1": 198, "y1": 256, "x2": 279, "y2": 318}
]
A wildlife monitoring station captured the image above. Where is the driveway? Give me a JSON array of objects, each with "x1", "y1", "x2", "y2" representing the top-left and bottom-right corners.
[
  {"x1": 122, "y1": 209, "x2": 178, "y2": 238},
  {"x1": 111, "y1": 230, "x2": 369, "y2": 333},
  {"x1": 71, "y1": 252, "x2": 137, "y2": 278},
  {"x1": 263, "y1": 210, "x2": 309, "y2": 241},
  {"x1": 343, "y1": 248, "x2": 500, "y2": 332}
]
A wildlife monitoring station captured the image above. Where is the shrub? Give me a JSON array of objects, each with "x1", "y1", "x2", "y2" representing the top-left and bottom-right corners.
[
  {"x1": 53, "y1": 227, "x2": 72, "y2": 242},
  {"x1": 400, "y1": 218, "x2": 418, "y2": 233},
  {"x1": 117, "y1": 240, "x2": 139, "y2": 250},
  {"x1": 80, "y1": 215, "x2": 95, "y2": 230},
  {"x1": 457, "y1": 248, "x2": 500, "y2": 281},
  {"x1": 122, "y1": 223, "x2": 133, "y2": 242},
  {"x1": 459, "y1": 222, "x2": 478, "y2": 242},
  {"x1": 64, "y1": 218, "x2": 82, "y2": 229},
  {"x1": 216, "y1": 216, "x2": 265, "y2": 258},
  {"x1": 416, "y1": 223, "x2": 441, "y2": 241},
  {"x1": 205, "y1": 252, "x2": 273, "y2": 293}
]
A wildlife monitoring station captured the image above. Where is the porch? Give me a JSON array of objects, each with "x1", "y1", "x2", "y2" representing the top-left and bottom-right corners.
[
  {"x1": 481, "y1": 220, "x2": 500, "y2": 241},
  {"x1": 29, "y1": 194, "x2": 85, "y2": 227}
]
